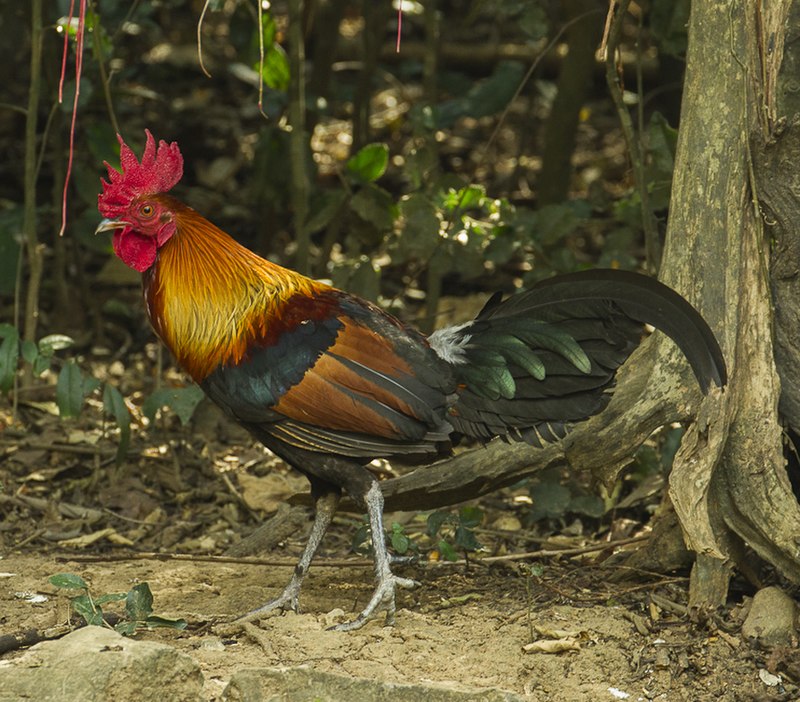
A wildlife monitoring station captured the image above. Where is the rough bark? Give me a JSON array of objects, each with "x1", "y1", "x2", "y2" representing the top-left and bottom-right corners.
[
  {"x1": 758, "y1": 1, "x2": 800, "y2": 434},
  {"x1": 662, "y1": 0, "x2": 800, "y2": 605}
]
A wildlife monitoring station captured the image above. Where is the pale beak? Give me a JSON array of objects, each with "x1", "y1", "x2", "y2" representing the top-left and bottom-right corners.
[{"x1": 95, "y1": 218, "x2": 128, "y2": 234}]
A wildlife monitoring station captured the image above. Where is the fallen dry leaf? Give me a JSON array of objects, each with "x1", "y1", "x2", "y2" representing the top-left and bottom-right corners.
[
  {"x1": 523, "y1": 638, "x2": 582, "y2": 654},
  {"x1": 59, "y1": 528, "x2": 132, "y2": 548}
]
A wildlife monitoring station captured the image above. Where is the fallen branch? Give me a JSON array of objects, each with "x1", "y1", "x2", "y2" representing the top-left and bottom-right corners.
[{"x1": 56, "y1": 535, "x2": 649, "y2": 569}]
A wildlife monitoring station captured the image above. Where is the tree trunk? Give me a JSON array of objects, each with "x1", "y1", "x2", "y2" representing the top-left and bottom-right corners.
[
  {"x1": 537, "y1": 0, "x2": 604, "y2": 206},
  {"x1": 662, "y1": 0, "x2": 800, "y2": 607}
]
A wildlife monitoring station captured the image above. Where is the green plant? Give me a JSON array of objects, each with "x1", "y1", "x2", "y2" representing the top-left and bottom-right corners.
[
  {"x1": 142, "y1": 385, "x2": 205, "y2": 426},
  {"x1": 0, "y1": 323, "x2": 132, "y2": 462},
  {"x1": 426, "y1": 506, "x2": 484, "y2": 561},
  {"x1": 351, "y1": 519, "x2": 419, "y2": 559},
  {"x1": 49, "y1": 573, "x2": 186, "y2": 635},
  {"x1": 0, "y1": 325, "x2": 72, "y2": 393},
  {"x1": 0, "y1": 322, "x2": 207, "y2": 464},
  {"x1": 525, "y1": 467, "x2": 606, "y2": 523}
]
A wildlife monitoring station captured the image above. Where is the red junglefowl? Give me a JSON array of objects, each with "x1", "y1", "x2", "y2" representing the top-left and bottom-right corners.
[{"x1": 96, "y1": 131, "x2": 726, "y2": 631}]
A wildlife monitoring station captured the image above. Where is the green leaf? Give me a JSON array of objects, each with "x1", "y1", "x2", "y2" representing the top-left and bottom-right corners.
[
  {"x1": 534, "y1": 203, "x2": 585, "y2": 247},
  {"x1": 458, "y1": 506, "x2": 483, "y2": 528},
  {"x1": 49, "y1": 573, "x2": 88, "y2": 590},
  {"x1": 32, "y1": 353, "x2": 52, "y2": 376},
  {"x1": 522, "y1": 563, "x2": 545, "y2": 578},
  {"x1": 38, "y1": 334, "x2": 75, "y2": 355},
  {"x1": 115, "y1": 620, "x2": 138, "y2": 636},
  {"x1": 103, "y1": 383, "x2": 131, "y2": 465},
  {"x1": 0, "y1": 326, "x2": 19, "y2": 393},
  {"x1": 95, "y1": 592, "x2": 128, "y2": 606},
  {"x1": 390, "y1": 523, "x2": 410, "y2": 555},
  {"x1": 258, "y1": 44, "x2": 290, "y2": 91},
  {"x1": 126, "y1": 582, "x2": 154, "y2": 622},
  {"x1": 351, "y1": 523, "x2": 370, "y2": 553},
  {"x1": 350, "y1": 184, "x2": 395, "y2": 231},
  {"x1": 145, "y1": 615, "x2": 188, "y2": 630},
  {"x1": 346, "y1": 143, "x2": 389, "y2": 183},
  {"x1": 56, "y1": 361, "x2": 85, "y2": 418},
  {"x1": 20, "y1": 339, "x2": 38, "y2": 365},
  {"x1": 143, "y1": 385, "x2": 204, "y2": 425},
  {"x1": 397, "y1": 193, "x2": 441, "y2": 261},
  {"x1": 568, "y1": 494, "x2": 606, "y2": 518},
  {"x1": 72, "y1": 594, "x2": 104, "y2": 626},
  {"x1": 438, "y1": 540, "x2": 459, "y2": 562},
  {"x1": 435, "y1": 62, "x2": 525, "y2": 128},
  {"x1": 528, "y1": 480, "x2": 572, "y2": 520},
  {"x1": 83, "y1": 375, "x2": 101, "y2": 396},
  {"x1": 426, "y1": 510, "x2": 455, "y2": 538},
  {"x1": 444, "y1": 185, "x2": 485, "y2": 213},
  {"x1": 454, "y1": 524, "x2": 481, "y2": 552},
  {"x1": 330, "y1": 255, "x2": 381, "y2": 302},
  {"x1": 305, "y1": 190, "x2": 348, "y2": 234},
  {"x1": 252, "y1": 11, "x2": 289, "y2": 91}
]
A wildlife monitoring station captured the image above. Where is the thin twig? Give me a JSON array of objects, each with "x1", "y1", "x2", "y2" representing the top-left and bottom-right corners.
[
  {"x1": 257, "y1": 0, "x2": 266, "y2": 116},
  {"x1": 480, "y1": 8, "x2": 604, "y2": 165},
  {"x1": 197, "y1": 0, "x2": 213, "y2": 78},
  {"x1": 602, "y1": 0, "x2": 660, "y2": 273},
  {"x1": 59, "y1": 0, "x2": 87, "y2": 238},
  {"x1": 58, "y1": 552, "x2": 377, "y2": 568},
  {"x1": 434, "y1": 534, "x2": 650, "y2": 566}
]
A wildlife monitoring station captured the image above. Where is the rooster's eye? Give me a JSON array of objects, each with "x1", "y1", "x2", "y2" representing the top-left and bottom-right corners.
[{"x1": 140, "y1": 204, "x2": 155, "y2": 218}]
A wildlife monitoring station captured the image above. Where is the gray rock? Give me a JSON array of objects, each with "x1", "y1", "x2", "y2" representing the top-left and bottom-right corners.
[
  {"x1": 223, "y1": 666, "x2": 524, "y2": 702},
  {"x1": 741, "y1": 586, "x2": 798, "y2": 647},
  {"x1": 0, "y1": 625, "x2": 203, "y2": 702}
]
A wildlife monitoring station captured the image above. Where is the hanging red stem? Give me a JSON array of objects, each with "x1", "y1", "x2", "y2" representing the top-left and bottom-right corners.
[{"x1": 58, "y1": 0, "x2": 86, "y2": 237}]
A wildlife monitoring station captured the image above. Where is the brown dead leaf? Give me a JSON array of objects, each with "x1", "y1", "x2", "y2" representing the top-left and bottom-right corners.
[
  {"x1": 237, "y1": 471, "x2": 307, "y2": 513},
  {"x1": 59, "y1": 528, "x2": 133, "y2": 548},
  {"x1": 523, "y1": 638, "x2": 582, "y2": 654},
  {"x1": 534, "y1": 625, "x2": 589, "y2": 640}
]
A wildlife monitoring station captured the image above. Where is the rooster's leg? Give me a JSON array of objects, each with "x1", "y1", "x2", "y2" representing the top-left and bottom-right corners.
[
  {"x1": 330, "y1": 481, "x2": 419, "y2": 631},
  {"x1": 237, "y1": 488, "x2": 340, "y2": 621}
]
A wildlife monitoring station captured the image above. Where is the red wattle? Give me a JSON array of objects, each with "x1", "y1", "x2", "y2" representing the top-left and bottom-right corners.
[{"x1": 113, "y1": 228, "x2": 157, "y2": 272}]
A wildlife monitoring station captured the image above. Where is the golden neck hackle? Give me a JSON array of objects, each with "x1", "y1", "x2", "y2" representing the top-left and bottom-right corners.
[{"x1": 143, "y1": 198, "x2": 326, "y2": 382}]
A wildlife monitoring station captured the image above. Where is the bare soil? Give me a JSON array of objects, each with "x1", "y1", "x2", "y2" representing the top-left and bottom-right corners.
[{"x1": 0, "y1": 533, "x2": 793, "y2": 701}]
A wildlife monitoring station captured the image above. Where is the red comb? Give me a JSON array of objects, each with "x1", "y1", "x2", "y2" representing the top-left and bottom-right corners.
[{"x1": 98, "y1": 130, "x2": 183, "y2": 218}]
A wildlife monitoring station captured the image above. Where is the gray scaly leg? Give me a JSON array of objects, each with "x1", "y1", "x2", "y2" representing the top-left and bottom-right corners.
[
  {"x1": 237, "y1": 489, "x2": 340, "y2": 622},
  {"x1": 330, "y1": 482, "x2": 419, "y2": 631}
]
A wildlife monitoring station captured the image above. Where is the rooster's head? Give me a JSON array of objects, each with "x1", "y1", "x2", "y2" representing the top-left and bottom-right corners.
[{"x1": 96, "y1": 130, "x2": 184, "y2": 272}]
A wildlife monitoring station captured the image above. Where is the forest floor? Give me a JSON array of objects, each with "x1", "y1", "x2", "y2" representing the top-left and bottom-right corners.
[{"x1": 0, "y1": 402, "x2": 796, "y2": 702}]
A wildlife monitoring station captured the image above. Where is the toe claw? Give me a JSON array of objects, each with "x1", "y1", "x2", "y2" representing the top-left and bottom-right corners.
[
  {"x1": 236, "y1": 586, "x2": 300, "y2": 624},
  {"x1": 328, "y1": 574, "x2": 419, "y2": 631}
]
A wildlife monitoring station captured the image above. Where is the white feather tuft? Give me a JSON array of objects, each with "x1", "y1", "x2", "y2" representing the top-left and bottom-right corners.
[{"x1": 428, "y1": 322, "x2": 473, "y2": 365}]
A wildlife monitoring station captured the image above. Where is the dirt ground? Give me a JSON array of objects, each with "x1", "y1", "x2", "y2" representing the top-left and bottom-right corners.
[{"x1": 0, "y1": 541, "x2": 793, "y2": 701}]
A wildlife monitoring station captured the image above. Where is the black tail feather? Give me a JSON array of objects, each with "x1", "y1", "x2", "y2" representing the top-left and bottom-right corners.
[
  {"x1": 485, "y1": 269, "x2": 727, "y2": 392},
  {"x1": 440, "y1": 269, "x2": 726, "y2": 445}
]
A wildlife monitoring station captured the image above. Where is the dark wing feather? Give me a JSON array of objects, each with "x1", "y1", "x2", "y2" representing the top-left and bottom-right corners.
[{"x1": 202, "y1": 292, "x2": 455, "y2": 459}]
